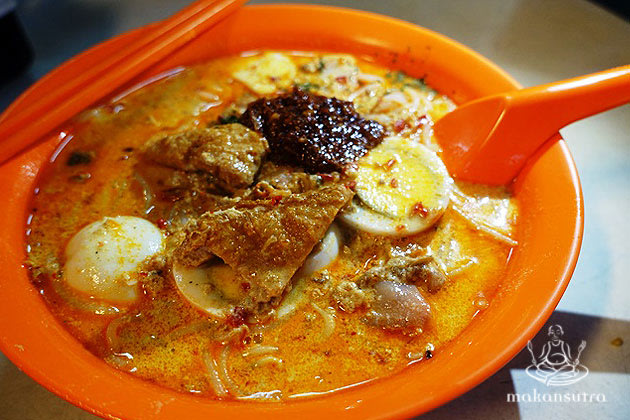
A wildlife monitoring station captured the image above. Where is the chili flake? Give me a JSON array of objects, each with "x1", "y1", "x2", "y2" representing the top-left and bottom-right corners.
[
  {"x1": 393, "y1": 119, "x2": 408, "y2": 133},
  {"x1": 319, "y1": 173, "x2": 335, "y2": 182},
  {"x1": 383, "y1": 158, "x2": 397, "y2": 171},
  {"x1": 411, "y1": 202, "x2": 429, "y2": 217},
  {"x1": 270, "y1": 195, "x2": 283, "y2": 206},
  {"x1": 226, "y1": 306, "x2": 248, "y2": 328},
  {"x1": 416, "y1": 114, "x2": 430, "y2": 129}
]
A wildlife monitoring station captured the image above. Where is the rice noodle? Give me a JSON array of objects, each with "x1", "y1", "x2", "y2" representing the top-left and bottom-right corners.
[
  {"x1": 449, "y1": 187, "x2": 518, "y2": 247},
  {"x1": 420, "y1": 122, "x2": 435, "y2": 149},
  {"x1": 365, "y1": 112, "x2": 392, "y2": 126},
  {"x1": 450, "y1": 205, "x2": 518, "y2": 247},
  {"x1": 202, "y1": 349, "x2": 228, "y2": 397},
  {"x1": 377, "y1": 91, "x2": 407, "y2": 111},
  {"x1": 167, "y1": 203, "x2": 191, "y2": 227},
  {"x1": 242, "y1": 345, "x2": 279, "y2": 358},
  {"x1": 254, "y1": 355, "x2": 284, "y2": 368},
  {"x1": 132, "y1": 172, "x2": 153, "y2": 214},
  {"x1": 357, "y1": 72, "x2": 384, "y2": 84},
  {"x1": 474, "y1": 222, "x2": 518, "y2": 247},
  {"x1": 107, "y1": 352, "x2": 138, "y2": 373},
  {"x1": 276, "y1": 276, "x2": 307, "y2": 320},
  {"x1": 218, "y1": 345, "x2": 241, "y2": 396},
  {"x1": 248, "y1": 321, "x2": 276, "y2": 339},
  {"x1": 347, "y1": 83, "x2": 380, "y2": 102},
  {"x1": 237, "y1": 390, "x2": 283, "y2": 400},
  {"x1": 52, "y1": 277, "x2": 120, "y2": 315},
  {"x1": 214, "y1": 324, "x2": 249, "y2": 344},
  {"x1": 449, "y1": 187, "x2": 469, "y2": 204},
  {"x1": 275, "y1": 296, "x2": 300, "y2": 320},
  {"x1": 166, "y1": 320, "x2": 214, "y2": 341},
  {"x1": 197, "y1": 90, "x2": 220, "y2": 103},
  {"x1": 403, "y1": 87, "x2": 422, "y2": 111},
  {"x1": 311, "y1": 303, "x2": 335, "y2": 340},
  {"x1": 105, "y1": 315, "x2": 129, "y2": 351},
  {"x1": 148, "y1": 114, "x2": 159, "y2": 126},
  {"x1": 446, "y1": 257, "x2": 478, "y2": 277}
]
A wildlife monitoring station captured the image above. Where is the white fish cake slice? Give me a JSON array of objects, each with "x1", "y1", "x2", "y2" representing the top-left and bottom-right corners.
[{"x1": 232, "y1": 52, "x2": 297, "y2": 95}]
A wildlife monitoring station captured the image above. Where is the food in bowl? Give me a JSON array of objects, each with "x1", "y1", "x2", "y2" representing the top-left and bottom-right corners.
[{"x1": 25, "y1": 51, "x2": 518, "y2": 400}]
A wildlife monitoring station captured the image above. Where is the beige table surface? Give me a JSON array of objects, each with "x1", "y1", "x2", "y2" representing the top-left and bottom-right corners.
[{"x1": 1, "y1": 0, "x2": 629, "y2": 418}]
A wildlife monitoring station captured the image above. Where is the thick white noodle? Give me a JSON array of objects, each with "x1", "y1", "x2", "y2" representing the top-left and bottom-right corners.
[
  {"x1": 237, "y1": 390, "x2": 283, "y2": 400},
  {"x1": 449, "y1": 187, "x2": 518, "y2": 247},
  {"x1": 311, "y1": 303, "x2": 336, "y2": 340},
  {"x1": 52, "y1": 277, "x2": 120, "y2": 315},
  {"x1": 214, "y1": 324, "x2": 249, "y2": 344},
  {"x1": 445, "y1": 257, "x2": 478, "y2": 277},
  {"x1": 132, "y1": 172, "x2": 153, "y2": 213},
  {"x1": 450, "y1": 204, "x2": 518, "y2": 247},
  {"x1": 165, "y1": 320, "x2": 214, "y2": 341},
  {"x1": 357, "y1": 72, "x2": 384, "y2": 84},
  {"x1": 254, "y1": 355, "x2": 284, "y2": 368},
  {"x1": 421, "y1": 123, "x2": 435, "y2": 148},
  {"x1": 347, "y1": 83, "x2": 380, "y2": 102},
  {"x1": 403, "y1": 87, "x2": 422, "y2": 111},
  {"x1": 242, "y1": 345, "x2": 279, "y2": 358},
  {"x1": 382, "y1": 90, "x2": 406, "y2": 105},
  {"x1": 218, "y1": 345, "x2": 241, "y2": 396},
  {"x1": 202, "y1": 350, "x2": 227, "y2": 397},
  {"x1": 105, "y1": 315, "x2": 128, "y2": 351}
]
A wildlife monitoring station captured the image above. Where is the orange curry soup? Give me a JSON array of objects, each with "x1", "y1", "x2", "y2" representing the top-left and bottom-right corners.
[{"x1": 26, "y1": 51, "x2": 518, "y2": 400}]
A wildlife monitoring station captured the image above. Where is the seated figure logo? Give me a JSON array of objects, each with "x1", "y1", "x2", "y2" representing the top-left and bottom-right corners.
[{"x1": 525, "y1": 324, "x2": 588, "y2": 386}]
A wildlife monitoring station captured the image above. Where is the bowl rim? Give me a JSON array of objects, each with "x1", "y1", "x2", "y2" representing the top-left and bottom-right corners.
[{"x1": 0, "y1": 4, "x2": 584, "y2": 419}]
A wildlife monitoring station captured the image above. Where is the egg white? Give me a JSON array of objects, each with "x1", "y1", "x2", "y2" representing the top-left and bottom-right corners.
[
  {"x1": 64, "y1": 216, "x2": 164, "y2": 304},
  {"x1": 172, "y1": 262, "x2": 235, "y2": 318},
  {"x1": 298, "y1": 223, "x2": 342, "y2": 277}
]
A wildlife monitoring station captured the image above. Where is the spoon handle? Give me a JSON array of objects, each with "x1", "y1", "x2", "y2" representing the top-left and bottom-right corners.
[
  {"x1": 438, "y1": 65, "x2": 630, "y2": 185},
  {"x1": 506, "y1": 65, "x2": 630, "y2": 140}
]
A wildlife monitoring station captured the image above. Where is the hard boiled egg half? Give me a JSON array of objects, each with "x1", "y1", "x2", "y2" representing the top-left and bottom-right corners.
[
  {"x1": 63, "y1": 216, "x2": 164, "y2": 304},
  {"x1": 340, "y1": 136, "x2": 453, "y2": 236}
]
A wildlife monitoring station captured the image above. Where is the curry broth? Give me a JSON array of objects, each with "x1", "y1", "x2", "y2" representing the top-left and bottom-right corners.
[{"x1": 26, "y1": 51, "x2": 517, "y2": 399}]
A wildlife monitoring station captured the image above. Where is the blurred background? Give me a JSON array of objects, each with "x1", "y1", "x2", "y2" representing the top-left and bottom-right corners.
[
  {"x1": 1, "y1": 0, "x2": 628, "y2": 109},
  {"x1": 1, "y1": 1, "x2": 629, "y2": 419}
]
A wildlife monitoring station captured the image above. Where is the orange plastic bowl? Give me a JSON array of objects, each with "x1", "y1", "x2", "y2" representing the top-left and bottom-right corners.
[{"x1": 0, "y1": 5, "x2": 582, "y2": 419}]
